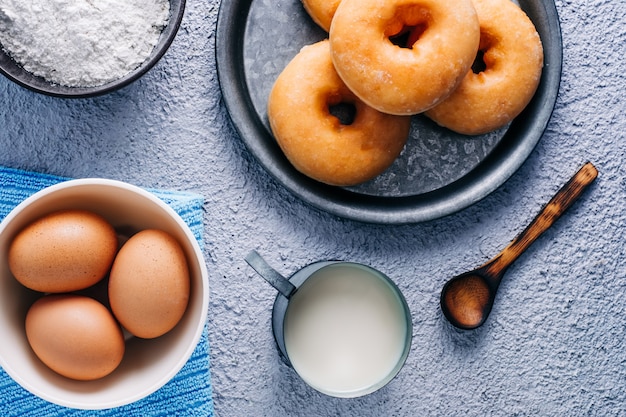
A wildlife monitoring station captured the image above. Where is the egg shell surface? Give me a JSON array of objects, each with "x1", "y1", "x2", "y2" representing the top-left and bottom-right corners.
[
  {"x1": 25, "y1": 294, "x2": 125, "y2": 381},
  {"x1": 8, "y1": 209, "x2": 118, "y2": 293},
  {"x1": 108, "y1": 229, "x2": 190, "y2": 339}
]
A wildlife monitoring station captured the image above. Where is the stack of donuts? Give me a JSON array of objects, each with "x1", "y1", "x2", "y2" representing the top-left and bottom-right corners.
[{"x1": 267, "y1": 0, "x2": 544, "y2": 187}]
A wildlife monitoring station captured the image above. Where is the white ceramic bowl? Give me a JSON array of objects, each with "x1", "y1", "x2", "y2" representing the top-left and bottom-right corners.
[{"x1": 0, "y1": 179, "x2": 209, "y2": 409}]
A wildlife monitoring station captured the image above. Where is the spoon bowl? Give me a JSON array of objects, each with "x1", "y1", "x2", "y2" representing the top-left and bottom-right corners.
[
  {"x1": 441, "y1": 271, "x2": 495, "y2": 330},
  {"x1": 440, "y1": 162, "x2": 598, "y2": 330}
]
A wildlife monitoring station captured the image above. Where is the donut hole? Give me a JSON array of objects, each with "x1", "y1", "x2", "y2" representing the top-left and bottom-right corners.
[
  {"x1": 389, "y1": 24, "x2": 427, "y2": 49},
  {"x1": 386, "y1": 6, "x2": 430, "y2": 49},
  {"x1": 329, "y1": 102, "x2": 357, "y2": 125},
  {"x1": 472, "y1": 50, "x2": 486, "y2": 74},
  {"x1": 472, "y1": 33, "x2": 496, "y2": 74}
]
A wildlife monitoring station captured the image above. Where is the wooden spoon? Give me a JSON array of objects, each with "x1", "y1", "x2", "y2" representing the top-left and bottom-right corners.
[{"x1": 440, "y1": 162, "x2": 598, "y2": 330}]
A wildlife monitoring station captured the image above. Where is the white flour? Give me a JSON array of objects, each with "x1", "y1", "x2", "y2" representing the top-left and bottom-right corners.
[{"x1": 0, "y1": 0, "x2": 170, "y2": 87}]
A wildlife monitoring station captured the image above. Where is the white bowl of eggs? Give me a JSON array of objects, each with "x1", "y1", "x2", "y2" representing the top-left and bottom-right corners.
[{"x1": 0, "y1": 179, "x2": 209, "y2": 409}]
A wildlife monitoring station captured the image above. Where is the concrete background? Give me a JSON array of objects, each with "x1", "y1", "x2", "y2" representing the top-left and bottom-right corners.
[{"x1": 1, "y1": 0, "x2": 625, "y2": 415}]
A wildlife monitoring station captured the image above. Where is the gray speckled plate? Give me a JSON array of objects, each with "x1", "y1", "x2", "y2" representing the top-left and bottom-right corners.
[{"x1": 216, "y1": 0, "x2": 562, "y2": 224}]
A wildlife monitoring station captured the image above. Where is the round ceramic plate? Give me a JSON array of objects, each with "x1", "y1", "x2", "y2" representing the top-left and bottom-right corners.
[{"x1": 216, "y1": 0, "x2": 562, "y2": 224}]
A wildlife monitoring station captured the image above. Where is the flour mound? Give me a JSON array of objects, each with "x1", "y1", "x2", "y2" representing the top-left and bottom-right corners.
[{"x1": 0, "y1": 0, "x2": 170, "y2": 87}]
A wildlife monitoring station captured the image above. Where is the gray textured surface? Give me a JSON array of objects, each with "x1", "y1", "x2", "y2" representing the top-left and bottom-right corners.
[{"x1": 1, "y1": 0, "x2": 625, "y2": 415}]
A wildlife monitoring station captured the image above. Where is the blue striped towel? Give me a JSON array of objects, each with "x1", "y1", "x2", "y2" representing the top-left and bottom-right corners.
[{"x1": 0, "y1": 166, "x2": 214, "y2": 417}]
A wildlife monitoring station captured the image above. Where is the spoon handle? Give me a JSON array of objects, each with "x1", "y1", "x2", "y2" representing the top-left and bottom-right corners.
[
  {"x1": 484, "y1": 161, "x2": 598, "y2": 278},
  {"x1": 245, "y1": 250, "x2": 296, "y2": 298}
]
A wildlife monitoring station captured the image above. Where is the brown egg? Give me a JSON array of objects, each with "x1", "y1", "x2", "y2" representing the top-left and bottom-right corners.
[
  {"x1": 109, "y1": 229, "x2": 190, "y2": 339},
  {"x1": 25, "y1": 294, "x2": 125, "y2": 381},
  {"x1": 8, "y1": 209, "x2": 118, "y2": 293}
]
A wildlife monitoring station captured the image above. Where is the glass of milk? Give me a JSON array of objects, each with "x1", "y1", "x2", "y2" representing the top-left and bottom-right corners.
[{"x1": 245, "y1": 250, "x2": 412, "y2": 398}]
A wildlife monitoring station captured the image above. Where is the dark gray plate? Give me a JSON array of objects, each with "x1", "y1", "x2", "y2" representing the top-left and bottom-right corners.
[{"x1": 216, "y1": 0, "x2": 562, "y2": 224}]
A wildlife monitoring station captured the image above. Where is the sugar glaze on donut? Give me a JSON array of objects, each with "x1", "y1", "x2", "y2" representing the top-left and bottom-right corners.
[
  {"x1": 267, "y1": 40, "x2": 411, "y2": 186},
  {"x1": 425, "y1": 0, "x2": 544, "y2": 135},
  {"x1": 329, "y1": 0, "x2": 480, "y2": 116},
  {"x1": 301, "y1": 0, "x2": 341, "y2": 32}
]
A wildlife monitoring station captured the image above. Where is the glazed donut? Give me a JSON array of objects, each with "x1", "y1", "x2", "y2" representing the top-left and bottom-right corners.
[
  {"x1": 301, "y1": 0, "x2": 340, "y2": 32},
  {"x1": 267, "y1": 40, "x2": 411, "y2": 187},
  {"x1": 329, "y1": 0, "x2": 480, "y2": 116},
  {"x1": 425, "y1": 0, "x2": 544, "y2": 135}
]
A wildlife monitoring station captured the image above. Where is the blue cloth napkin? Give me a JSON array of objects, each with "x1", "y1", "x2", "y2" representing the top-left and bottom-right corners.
[{"x1": 0, "y1": 166, "x2": 214, "y2": 417}]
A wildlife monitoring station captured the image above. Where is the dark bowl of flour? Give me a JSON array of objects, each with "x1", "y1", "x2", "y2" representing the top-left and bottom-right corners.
[{"x1": 0, "y1": 0, "x2": 185, "y2": 98}]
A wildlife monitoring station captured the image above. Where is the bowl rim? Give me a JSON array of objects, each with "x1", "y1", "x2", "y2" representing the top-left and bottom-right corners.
[
  {"x1": 0, "y1": 178, "x2": 209, "y2": 409},
  {"x1": 0, "y1": 0, "x2": 186, "y2": 98}
]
